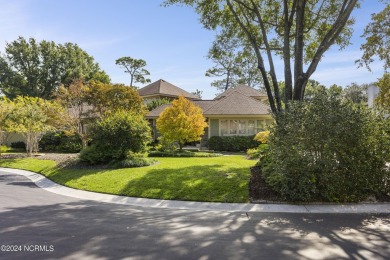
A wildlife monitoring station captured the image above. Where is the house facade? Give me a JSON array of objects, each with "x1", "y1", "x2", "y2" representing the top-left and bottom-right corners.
[{"x1": 140, "y1": 80, "x2": 273, "y2": 146}]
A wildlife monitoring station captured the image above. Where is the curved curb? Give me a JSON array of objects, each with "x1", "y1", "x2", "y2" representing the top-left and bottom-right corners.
[{"x1": 1, "y1": 167, "x2": 390, "y2": 213}]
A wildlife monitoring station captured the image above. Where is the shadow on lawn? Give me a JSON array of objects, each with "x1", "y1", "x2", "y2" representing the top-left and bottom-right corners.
[{"x1": 118, "y1": 164, "x2": 251, "y2": 203}]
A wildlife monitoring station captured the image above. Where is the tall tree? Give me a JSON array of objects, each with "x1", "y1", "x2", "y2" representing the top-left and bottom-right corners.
[
  {"x1": 0, "y1": 37, "x2": 110, "y2": 99},
  {"x1": 375, "y1": 73, "x2": 390, "y2": 111},
  {"x1": 206, "y1": 33, "x2": 241, "y2": 91},
  {"x1": 54, "y1": 79, "x2": 91, "y2": 148},
  {"x1": 0, "y1": 97, "x2": 13, "y2": 150},
  {"x1": 115, "y1": 57, "x2": 151, "y2": 87},
  {"x1": 157, "y1": 96, "x2": 207, "y2": 151},
  {"x1": 165, "y1": 0, "x2": 358, "y2": 113},
  {"x1": 85, "y1": 81, "x2": 146, "y2": 116},
  {"x1": 358, "y1": 3, "x2": 390, "y2": 71},
  {"x1": 7, "y1": 96, "x2": 66, "y2": 155},
  {"x1": 342, "y1": 82, "x2": 368, "y2": 104}
]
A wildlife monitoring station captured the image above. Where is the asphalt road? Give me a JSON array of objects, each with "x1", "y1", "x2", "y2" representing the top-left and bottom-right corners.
[{"x1": 1, "y1": 172, "x2": 390, "y2": 260}]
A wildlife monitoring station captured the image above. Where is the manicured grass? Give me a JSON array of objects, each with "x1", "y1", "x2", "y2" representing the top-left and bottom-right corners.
[{"x1": 0, "y1": 156, "x2": 256, "y2": 203}]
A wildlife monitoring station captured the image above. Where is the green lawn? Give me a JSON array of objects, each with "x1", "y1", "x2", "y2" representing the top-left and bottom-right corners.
[{"x1": 0, "y1": 156, "x2": 256, "y2": 203}]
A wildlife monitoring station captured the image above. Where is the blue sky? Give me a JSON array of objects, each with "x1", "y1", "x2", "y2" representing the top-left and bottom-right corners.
[{"x1": 0, "y1": 0, "x2": 386, "y2": 99}]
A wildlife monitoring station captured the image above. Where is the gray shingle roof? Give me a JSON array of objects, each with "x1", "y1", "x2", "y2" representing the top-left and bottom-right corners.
[
  {"x1": 201, "y1": 92, "x2": 270, "y2": 115},
  {"x1": 138, "y1": 79, "x2": 200, "y2": 100},
  {"x1": 215, "y1": 84, "x2": 267, "y2": 100},
  {"x1": 146, "y1": 87, "x2": 271, "y2": 118}
]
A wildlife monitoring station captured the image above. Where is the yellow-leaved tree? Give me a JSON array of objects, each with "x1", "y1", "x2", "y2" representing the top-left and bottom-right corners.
[{"x1": 157, "y1": 96, "x2": 207, "y2": 151}]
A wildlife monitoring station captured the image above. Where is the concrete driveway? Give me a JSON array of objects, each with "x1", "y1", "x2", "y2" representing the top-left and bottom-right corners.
[{"x1": 1, "y1": 171, "x2": 390, "y2": 259}]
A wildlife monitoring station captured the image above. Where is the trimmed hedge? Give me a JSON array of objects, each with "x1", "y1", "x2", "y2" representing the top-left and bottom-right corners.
[
  {"x1": 207, "y1": 136, "x2": 260, "y2": 152},
  {"x1": 39, "y1": 131, "x2": 82, "y2": 153}
]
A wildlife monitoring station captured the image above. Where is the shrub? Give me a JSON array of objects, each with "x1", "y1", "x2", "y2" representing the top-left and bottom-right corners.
[
  {"x1": 109, "y1": 157, "x2": 157, "y2": 168},
  {"x1": 246, "y1": 144, "x2": 269, "y2": 160},
  {"x1": 79, "y1": 110, "x2": 151, "y2": 164},
  {"x1": 39, "y1": 131, "x2": 82, "y2": 153},
  {"x1": 263, "y1": 91, "x2": 390, "y2": 202},
  {"x1": 10, "y1": 141, "x2": 26, "y2": 149},
  {"x1": 148, "y1": 150, "x2": 222, "y2": 157},
  {"x1": 207, "y1": 136, "x2": 260, "y2": 152}
]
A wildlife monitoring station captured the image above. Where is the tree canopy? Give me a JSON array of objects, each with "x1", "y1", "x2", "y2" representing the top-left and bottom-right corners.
[
  {"x1": 115, "y1": 56, "x2": 151, "y2": 87},
  {"x1": 0, "y1": 37, "x2": 110, "y2": 99},
  {"x1": 206, "y1": 32, "x2": 263, "y2": 92},
  {"x1": 85, "y1": 81, "x2": 146, "y2": 116},
  {"x1": 157, "y1": 96, "x2": 207, "y2": 150},
  {"x1": 6, "y1": 96, "x2": 66, "y2": 155},
  {"x1": 164, "y1": 0, "x2": 358, "y2": 113},
  {"x1": 358, "y1": 3, "x2": 390, "y2": 71},
  {"x1": 375, "y1": 73, "x2": 390, "y2": 111}
]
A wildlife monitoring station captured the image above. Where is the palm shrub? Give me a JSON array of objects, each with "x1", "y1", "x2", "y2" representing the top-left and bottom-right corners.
[
  {"x1": 79, "y1": 110, "x2": 151, "y2": 164},
  {"x1": 263, "y1": 90, "x2": 390, "y2": 202}
]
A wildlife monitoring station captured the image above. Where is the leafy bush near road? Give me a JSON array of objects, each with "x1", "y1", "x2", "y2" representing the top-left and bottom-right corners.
[
  {"x1": 79, "y1": 110, "x2": 151, "y2": 164},
  {"x1": 262, "y1": 91, "x2": 390, "y2": 202}
]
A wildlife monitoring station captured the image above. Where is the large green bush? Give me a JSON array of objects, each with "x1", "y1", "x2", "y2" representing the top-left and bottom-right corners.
[
  {"x1": 207, "y1": 135, "x2": 260, "y2": 152},
  {"x1": 39, "y1": 131, "x2": 82, "y2": 153},
  {"x1": 79, "y1": 110, "x2": 151, "y2": 164},
  {"x1": 263, "y1": 91, "x2": 390, "y2": 202}
]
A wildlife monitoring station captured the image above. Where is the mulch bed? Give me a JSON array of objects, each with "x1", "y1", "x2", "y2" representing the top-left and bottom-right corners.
[{"x1": 249, "y1": 166, "x2": 281, "y2": 203}]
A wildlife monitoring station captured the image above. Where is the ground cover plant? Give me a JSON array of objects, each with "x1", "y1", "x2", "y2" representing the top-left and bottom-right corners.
[{"x1": 0, "y1": 155, "x2": 255, "y2": 203}]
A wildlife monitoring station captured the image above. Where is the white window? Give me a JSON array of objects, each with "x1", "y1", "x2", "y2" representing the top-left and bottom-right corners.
[
  {"x1": 220, "y1": 120, "x2": 228, "y2": 136},
  {"x1": 220, "y1": 119, "x2": 268, "y2": 136}
]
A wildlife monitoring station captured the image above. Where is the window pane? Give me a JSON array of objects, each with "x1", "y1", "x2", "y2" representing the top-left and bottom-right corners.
[
  {"x1": 238, "y1": 120, "x2": 247, "y2": 135},
  {"x1": 220, "y1": 120, "x2": 228, "y2": 136},
  {"x1": 256, "y1": 120, "x2": 264, "y2": 132},
  {"x1": 248, "y1": 120, "x2": 255, "y2": 135},
  {"x1": 230, "y1": 120, "x2": 238, "y2": 134}
]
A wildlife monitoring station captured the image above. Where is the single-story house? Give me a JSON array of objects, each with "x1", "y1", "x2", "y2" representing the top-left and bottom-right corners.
[{"x1": 140, "y1": 80, "x2": 273, "y2": 146}]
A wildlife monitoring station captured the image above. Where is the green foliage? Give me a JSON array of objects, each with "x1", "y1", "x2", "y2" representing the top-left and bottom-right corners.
[
  {"x1": 246, "y1": 144, "x2": 269, "y2": 160},
  {"x1": 146, "y1": 98, "x2": 171, "y2": 111},
  {"x1": 115, "y1": 56, "x2": 151, "y2": 87},
  {"x1": 148, "y1": 150, "x2": 222, "y2": 157},
  {"x1": 375, "y1": 73, "x2": 390, "y2": 111},
  {"x1": 155, "y1": 136, "x2": 178, "y2": 152},
  {"x1": 208, "y1": 135, "x2": 260, "y2": 152},
  {"x1": 358, "y1": 4, "x2": 390, "y2": 71},
  {"x1": 109, "y1": 157, "x2": 157, "y2": 169},
  {"x1": 263, "y1": 91, "x2": 390, "y2": 202},
  {"x1": 86, "y1": 80, "x2": 146, "y2": 115},
  {"x1": 157, "y1": 96, "x2": 207, "y2": 150},
  {"x1": 7, "y1": 96, "x2": 66, "y2": 155},
  {"x1": 39, "y1": 131, "x2": 82, "y2": 153},
  {"x1": 164, "y1": 0, "x2": 358, "y2": 112},
  {"x1": 10, "y1": 141, "x2": 26, "y2": 149},
  {"x1": 0, "y1": 37, "x2": 110, "y2": 99},
  {"x1": 79, "y1": 110, "x2": 151, "y2": 164}
]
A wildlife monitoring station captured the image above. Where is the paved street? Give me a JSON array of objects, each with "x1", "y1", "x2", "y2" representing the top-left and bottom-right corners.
[{"x1": 1, "y1": 172, "x2": 390, "y2": 259}]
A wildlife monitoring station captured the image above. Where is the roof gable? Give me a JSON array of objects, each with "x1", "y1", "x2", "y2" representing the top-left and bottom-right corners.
[
  {"x1": 203, "y1": 91, "x2": 270, "y2": 115},
  {"x1": 138, "y1": 79, "x2": 200, "y2": 100},
  {"x1": 215, "y1": 84, "x2": 266, "y2": 100}
]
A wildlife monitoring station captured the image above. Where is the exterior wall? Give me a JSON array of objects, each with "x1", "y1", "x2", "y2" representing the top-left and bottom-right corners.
[
  {"x1": 3, "y1": 132, "x2": 24, "y2": 146},
  {"x1": 368, "y1": 84, "x2": 380, "y2": 107}
]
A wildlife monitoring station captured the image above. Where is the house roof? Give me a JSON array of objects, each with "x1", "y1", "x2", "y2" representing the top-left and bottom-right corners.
[
  {"x1": 198, "y1": 92, "x2": 270, "y2": 115},
  {"x1": 215, "y1": 84, "x2": 267, "y2": 100},
  {"x1": 138, "y1": 79, "x2": 200, "y2": 100},
  {"x1": 146, "y1": 86, "x2": 271, "y2": 118}
]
